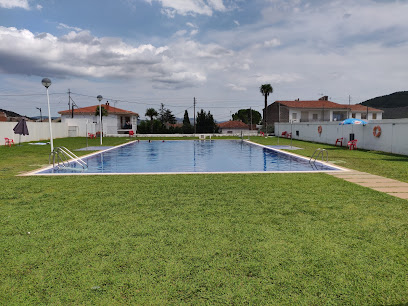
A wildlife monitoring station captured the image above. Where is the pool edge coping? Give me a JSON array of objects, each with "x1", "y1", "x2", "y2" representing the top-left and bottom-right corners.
[{"x1": 22, "y1": 139, "x2": 349, "y2": 176}]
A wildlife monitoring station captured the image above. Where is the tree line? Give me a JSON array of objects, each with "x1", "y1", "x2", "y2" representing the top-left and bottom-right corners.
[{"x1": 137, "y1": 104, "x2": 219, "y2": 134}]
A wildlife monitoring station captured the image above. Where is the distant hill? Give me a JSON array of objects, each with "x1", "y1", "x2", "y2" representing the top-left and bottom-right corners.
[
  {"x1": 0, "y1": 108, "x2": 25, "y2": 118},
  {"x1": 360, "y1": 91, "x2": 408, "y2": 119}
]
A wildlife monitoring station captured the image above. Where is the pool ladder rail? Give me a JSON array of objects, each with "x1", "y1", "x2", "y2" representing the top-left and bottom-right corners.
[
  {"x1": 49, "y1": 146, "x2": 88, "y2": 169},
  {"x1": 309, "y1": 148, "x2": 328, "y2": 164}
]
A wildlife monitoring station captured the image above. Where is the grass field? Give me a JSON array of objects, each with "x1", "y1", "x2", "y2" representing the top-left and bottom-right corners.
[{"x1": 1, "y1": 136, "x2": 407, "y2": 304}]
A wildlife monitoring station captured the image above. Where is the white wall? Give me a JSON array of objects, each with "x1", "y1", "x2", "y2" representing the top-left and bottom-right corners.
[
  {"x1": 0, "y1": 122, "x2": 68, "y2": 143},
  {"x1": 61, "y1": 114, "x2": 137, "y2": 136},
  {"x1": 220, "y1": 128, "x2": 258, "y2": 136},
  {"x1": 275, "y1": 119, "x2": 408, "y2": 155}
]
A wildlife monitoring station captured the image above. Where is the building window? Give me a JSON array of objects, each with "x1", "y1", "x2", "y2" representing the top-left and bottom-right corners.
[
  {"x1": 361, "y1": 113, "x2": 367, "y2": 119},
  {"x1": 352, "y1": 113, "x2": 356, "y2": 118},
  {"x1": 372, "y1": 113, "x2": 377, "y2": 119},
  {"x1": 312, "y1": 114, "x2": 318, "y2": 120},
  {"x1": 292, "y1": 113, "x2": 297, "y2": 120}
]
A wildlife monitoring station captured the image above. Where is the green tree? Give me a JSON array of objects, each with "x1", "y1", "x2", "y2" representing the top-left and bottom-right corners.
[
  {"x1": 232, "y1": 109, "x2": 261, "y2": 125},
  {"x1": 196, "y1": 109, "x2": 218, "y2": 133},
  {"x1": 95, "y1": 105, "x2": 108, "y2": 120},
  {"x1": 145, "y1": 108, "x2": 158, "y2": 133},
  {"x1": 182, "y1": 110, "x2": 193, "y2": 133},
  {"x1": 163, "y1": 109, "x2": 176, "y2": 124},
  {"x1": 260, "y1": 84, "x2": 273, "y2": 131},
  {"x1": 158, "y1": 103, "x2": 177, "y2": 126}
]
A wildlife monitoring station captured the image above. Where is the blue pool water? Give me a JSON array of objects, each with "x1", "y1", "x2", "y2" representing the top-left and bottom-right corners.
[{"x1": 37, "y1": 140, "x2": 339, "y2": 174}]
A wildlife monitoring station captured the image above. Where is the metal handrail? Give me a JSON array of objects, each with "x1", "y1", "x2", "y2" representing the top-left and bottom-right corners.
[
  {"x1": 309, "y1": 148, "x2": 328, "y2": 163},
  {"x1": 49, "y1": 146, "x2": 88, "y2": 169}
]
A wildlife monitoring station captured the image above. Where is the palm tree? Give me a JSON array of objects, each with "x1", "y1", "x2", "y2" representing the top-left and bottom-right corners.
[
  {"x1": 260, "y1": 84, "x2": 273, "y2": 132},
  {"x1": 145, "y1": 108, "x2": 158, "y2": 133}
]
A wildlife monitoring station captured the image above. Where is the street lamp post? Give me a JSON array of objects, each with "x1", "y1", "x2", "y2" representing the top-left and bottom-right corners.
[
  {"x1": 97, "y1": 95, "x2": 103, "y2": 145},
  {"x1": 41, "y1": 78, "x2": 53, "y2": 152}
]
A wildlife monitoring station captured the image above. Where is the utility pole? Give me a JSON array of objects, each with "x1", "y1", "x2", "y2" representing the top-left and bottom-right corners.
[
  {"x1": 348, "y1": 95, "x2": 351, "y2": 119},
  {"x1": 194, "y1": 97, "x2": 196, "y2": 134},
  {"x1": 68, "y1": 89, "x2": 74, "y2": 118},
  {"x1": 250, "y1": 107, "x2": 252, "y2": 129}
]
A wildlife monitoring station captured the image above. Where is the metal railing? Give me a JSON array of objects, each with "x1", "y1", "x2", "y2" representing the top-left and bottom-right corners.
[
  {"x1": 49, "y1": 146, "x2": 88, "y2": 169},
  {"x1": 309, "y1": 148, "x2": 328, "y2": 164}
]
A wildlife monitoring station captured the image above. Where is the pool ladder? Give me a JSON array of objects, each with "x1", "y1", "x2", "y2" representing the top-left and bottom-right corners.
[
  {"x1": 49, "y1": 146, "x2": 88, "y2": 169},
  {"x1": 309, "y1": 148, "x2": 328, "y2": 164}
]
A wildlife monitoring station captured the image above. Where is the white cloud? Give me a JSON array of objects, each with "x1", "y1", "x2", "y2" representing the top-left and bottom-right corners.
[
  {"x1": 36, "y1": 4, "x2": 42, "y2": 10},
  {"x1": 145, "y1": 0, "x2": 230, "y2": 17},
  {"x1": 0, "y1": 26, "x2": 242, "y2": 90},
  {"x1": 233, "y1": 20, "x2": 240, "y2": 26},
  {"x1": 264, "y1": 38, "x2": 281, "y2": 47},
  {"x1": 226, "y1": 83, "x2": 246, "y2": 91},
  {"x1": 58, "y1": 23, "x2": 83, "y2": 32},
  {"x1": 0, "y1": 0, "x2": 29, "y2": 9}
]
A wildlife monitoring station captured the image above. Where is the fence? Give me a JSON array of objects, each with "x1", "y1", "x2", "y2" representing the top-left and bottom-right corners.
[
  {"x1": 0, "y1": 122, "x2": 68, "y2": 144},
  {"x1": 275, "y1": 119, "x2": 408, "y2": 156}
]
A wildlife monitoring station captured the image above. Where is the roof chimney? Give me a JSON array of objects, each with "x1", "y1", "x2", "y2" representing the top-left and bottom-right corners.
[{"x1": 319, "y1": 96, "x2": 328, "y2": 101}]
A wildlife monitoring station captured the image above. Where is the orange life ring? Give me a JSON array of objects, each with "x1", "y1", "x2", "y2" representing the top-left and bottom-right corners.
[
  {"x1": 373, "y1": 125, "x2": 381, "y2": 137},
  {"x1": 317, "y1": 125, "x2": 322, "y2": 134}
]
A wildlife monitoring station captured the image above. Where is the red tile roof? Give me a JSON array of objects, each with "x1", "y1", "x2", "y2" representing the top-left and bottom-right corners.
[
  {"x1": 58, "y1": 104, "x2": 138, "y2": 116},
  {"x1": 343, "y1": 104, "x2": 383, "y2": 112},
  {"x1": 275, "y1": 100, "x2": 382, "y2": 112},
  {"x1": 218, "y1": 120, "x2": 249, "y2": 129},
  {"x1": 276, "y1": 100, "x2": 346, "y2": 109}
]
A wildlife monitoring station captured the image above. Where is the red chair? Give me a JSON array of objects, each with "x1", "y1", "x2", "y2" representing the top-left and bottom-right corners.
[
  {"x1": 286, "y1": 133, "x2": 292, "y2": 138},
  {"x1": 335, "y1": 138, "x2": 343, "y2": 146},
  {"x1": 88, "y1": 133, "x2": 96, "y2": 139},
  {"x1": 4, "y1": 138, "x2": 14, "y2": 147},
  {"x1": 281, "y1": 131, "x2": 287, "y2": 137},
  {"x1": 129, "y1": 130, "x2": 134, "y2": 136},
  {"x1": 347, "y1": 139, "x2": 358, "y2": 150}
]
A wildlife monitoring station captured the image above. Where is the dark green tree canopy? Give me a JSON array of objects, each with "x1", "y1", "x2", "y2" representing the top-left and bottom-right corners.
[
  {"x1": 158, "y1": 103, "x2": 176, "y2": 125},
  {"x1": 145, "y1": 108, "x2": 158, "y2": 121},
  {"x1": 196, "y1": 109, "x2": 218, "y2": 133},
  {"x1": 183, "y1": 110, "x2": 191, "y2": 125},
  {"x1": 182, "y1": 110, "x2": 193, "y2": 133},
  {"x1": 232, "y1": 109, "x2": 261, "y2": 124},
  {"x1": 95, "y1": 105, "x2": 108, "y2": 119},
  {"x1": 260, "y1": 84, "x2": 273, "y2": 97}
]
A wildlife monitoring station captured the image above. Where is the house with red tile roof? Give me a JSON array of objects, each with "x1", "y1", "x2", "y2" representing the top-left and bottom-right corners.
[
  {"x1": 58, "y1": 102, "x2": 139, "y2": 136},
  {"x1": 265, "y1": 96, "x2": 383, "y2": 125},
  {"x1": 218, "y1": 120, "x2": 251, "y2": 134}
]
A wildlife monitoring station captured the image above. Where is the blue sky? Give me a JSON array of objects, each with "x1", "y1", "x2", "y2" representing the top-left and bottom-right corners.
[{"x1": 0, "y1": 0, "x2": 408, "y2": 121}]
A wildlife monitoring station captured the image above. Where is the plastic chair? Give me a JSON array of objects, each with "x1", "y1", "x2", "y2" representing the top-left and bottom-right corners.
[
  {"x1": 129, "y1": 130, "x2": 134, "y2": 136},
  {"x1": 88, "y1": 133, "x2": 95, "y2": 139},
  {"x1": 335, "y1": 137, "x2": 343, "y2": 146},
  {"x1": 286, "y1": 133, "x2": 292, "y2": 138},
  {"x1": 347, "y1": 139, "x2": 357, "y2": 150},
  {"x1": 281, "y1": 131, "x2": 287, "y2": 137},
  {"x1": 4, "y1": 138, "x2": 14, "y2": 147}
]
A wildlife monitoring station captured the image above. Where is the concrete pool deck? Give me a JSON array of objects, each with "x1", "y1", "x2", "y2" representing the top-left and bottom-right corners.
[{"x1": 327, "y1": 170, "x2": 408, "y2": 200}]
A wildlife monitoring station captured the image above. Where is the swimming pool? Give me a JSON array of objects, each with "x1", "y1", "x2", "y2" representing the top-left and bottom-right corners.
[{"x1": 34, "y1": 140, "x2": 341, "y2": 175}]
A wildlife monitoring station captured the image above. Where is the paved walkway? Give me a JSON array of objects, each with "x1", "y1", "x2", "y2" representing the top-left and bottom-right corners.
[{"x1": 327, "y1": 170, "x2": 408, "y2": 200}]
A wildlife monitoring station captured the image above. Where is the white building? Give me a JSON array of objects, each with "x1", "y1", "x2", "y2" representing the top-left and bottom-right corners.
[
  {"x1": 59, "y1": 102, "x2": 139, "y2": 137},
  {"x1": 218, "y1": 120, "x2": 258, "y2": 135}
]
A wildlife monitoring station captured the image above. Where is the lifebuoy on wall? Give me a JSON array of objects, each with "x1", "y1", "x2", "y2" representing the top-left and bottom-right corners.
[
  {"x1": 373, "y1": 125, "x2": 381, "y2": 137},
  {"x1": 318, "y1": 125, "x2": 322, "y2": 134}
]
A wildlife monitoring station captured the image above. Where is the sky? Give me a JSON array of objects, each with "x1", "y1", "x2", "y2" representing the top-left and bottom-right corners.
[{"x1": 0, "y1": 0, "x2": 408, "y2": 121}]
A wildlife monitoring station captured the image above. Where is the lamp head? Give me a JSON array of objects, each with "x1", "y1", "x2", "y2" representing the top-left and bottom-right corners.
[
  {"x1": 41, "y1": 78, "x2": 52, "y2": 88},
  {"x1": 97, "y1": 95, "x2": 103, "y2": 102}
]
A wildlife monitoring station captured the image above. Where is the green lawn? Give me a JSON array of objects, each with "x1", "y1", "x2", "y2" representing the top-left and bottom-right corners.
[
  {"x1": 1, "y1": 137, "x2": 407, "y2": 304},
  {"x1": 250, "y1": 136, "x2": 408, "y2": 182}
]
